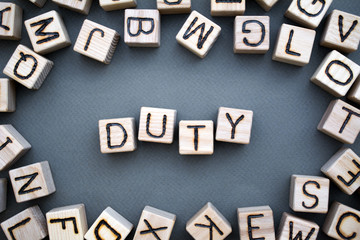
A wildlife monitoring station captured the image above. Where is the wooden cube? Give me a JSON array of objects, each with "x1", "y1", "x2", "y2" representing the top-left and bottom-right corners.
[
  {"x1": 46, "y1": 204, "x2": 88, "y2": 240},
  {"x1": 9, "y1": 161, "x2": 56, "y2": 203},
  {"x1": 179, "y1": 120, "x2": 214, "y2": 155},
  {"x1": 321, "y1": 148, "x2": 360, "y2": 195},
  {"x1": 157, "y1": 0, "x2": 191, "y2": 14},
  {"x1": 74, "y1": 19, "x2": 120, "y2": 64},
  {"x1": 133, "y1": 206, "x2": 176, "y2": 240},
  {"x1": 234, "y1": 16, "x2": 270, "y2": 54},
  {"x1": 3, "y1": 44, "x2": 54, "y2": 90},
  {"x1": 321, "y1": 10, "x2": 360, "y2": 53},
  {"x1": 210, "y1": 0, "x2": 245, "y2": 17},
  {"x1": 0, "y1": 2, "x2": 22, "y2": 40},
  {"x1": 99, "y1": 118, "x2": 136, "y2": 153},
  {"x1": 138, "y1": 107, "x2": 177, "y2": 144},
  {"x1": 124, "y1": 9, "x2": 160, "y2": 47},
  {"x1": 284, "y1": 0, "x2": 333, "y2": 29},
  {"x1": 0, "y1": 178, "x2": 6, "y2": 213},
  {"x1": 176, "y1": 11, "x2": 221, "y2": 58},
  {"x1": 28, "y1": 0, "x2": 47, "y2": 8},
  {"x1": 186, "y1": 202, "x2": 232, "y2": 240},
  {"x1": 84, "y1": 207, "x2": 133, "y2": 240},
  {"x1": 289, "y1": 175, "x2": 330, "y2": 214},
  {"x1": 348, "y1": 76, "x2": 360, "y2": 105},
  {"x1": 237, "y1": 206, "x2": 275, "y2": 240},
  {"x1": 25, "y1": 11, "x2": 71, "y2": 55},
  {"x1": 1, "y1": 206, "x2": 48, "y2": 240},
  {"x1": 317, "y1": 99, "x2": 360, "y2": 144},
  {"x1": 323, "y1": 202, "x2": 360, "y2": 240},
  {"x1": 254, "y1": 0, "x2": 278, "y2": 12},
  {"x1": 100, "y1": 0, "x2": 136, "y2": 11},
  {"x1": 272, "y1": 23, "x2": 316, "y2": 66},
  {"x1": 0, "y1": 124, "x2": 31, "y2": 171},
  {"x1": 276, "y1": 213, "x2": 319, "y2": 240},
  {"x1": 52, "y1": 0, "x2": 92, "y2": 15},
  {"x1": 0, "y1": 78, "x2": 16, "y2": 112}
]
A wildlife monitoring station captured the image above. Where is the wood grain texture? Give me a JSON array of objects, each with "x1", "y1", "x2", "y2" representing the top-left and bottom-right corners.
[
  {"x1": 210, "y1": 0, "x2": 245, "y2": 16},
  {"x1": 28, "y1": 0, "x2": 47, "y2": 7},
  {"x1": 100, "y1": 0, "x2": 137, "y2": 11},
  {"x1": 348, "y1": 76, "x2": 360, "y2": 105},
  {"x1": 255, "y1": 0, "x2": 278, "y2": 11},
  {"x1": 51, "y1": 0, "x2": 93, "y2": 15},
  {"x1": 0, "y1": 2, "x2": 22, "y2": 40},
  {"x1": 0, "y1": 78, "x2": 16, "y2": 112},
  {"x1": 157, "y1": 0, "x2": 191, "y2": 14},
  {"x1": 0, "y1": 178, "x2": 7, "y2": 213}
]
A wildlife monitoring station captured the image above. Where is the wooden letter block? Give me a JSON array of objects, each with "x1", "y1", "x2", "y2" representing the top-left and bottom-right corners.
[
  {"x1": 157, "y1": 0, "x2": 191, "y2": 14},
  {"x1": 289, "y1": 175, "x2": 330, "y2": 214},
  {"x1": 176, "y1": 11, "x2": 221, "y2": 58},
  {"x1": 272, "y1": 23, "x2": 316, "y2": 66},
  {"x1": 317, "y1": 99, "x2": 360, "y2": 144},
  {"x1": 323, "y1": 202, "x2": 360, "y2": 240},
  {"x1": 52, "y1": 0, "x2": 92, "y2": 15},
  {"x1": 210, "y1": 0, "x2": 245, "y2": 17},
  {"x1": 124, "y1": 9, "x2": 160, "y2": 47},
  {"x1": 74, "y1": 19, "x2": 120, "y2": 64},
  {"x1": 349, "y1": 76, "x2": 360, "y2": 105},
  {"x1": 321, "y1": 148, "x2": 360, "y2": 195},
  {"x1": 28, "y1": 0, "x2": 47, "y2": 8},
  {"x1": 99, "y1": 118, "x2": 136, "y2": 153},
  {"x1": 237, "y1": 206, "x2": 275, "y2": 240},
  {"x1": 179, "y1": 120, "x2": 214, "y2": 155},
  {"x1": 133, "y1": 206, "x2": 176, "y2": 240},
  {"x1": 100, "y1": 0, "x2": 136, "y2": 11},
  {"x1": 46, "y1": 204, "x2": 88, "y2": 240},
  {"x1": 9, "y1": 161, "x2": 56, "y2": 203},
  {"x1": 255, "y1": 0, "x2": 278, "y2": 12},
  {"x1": 321, "y1": 10, "x2": 360, "y2": 53},
  {"x1": 0, "y1": 124, "x2": 31, "y2": 171},
  {"x1": 284, "y1": 0, "x2": 333, "y2": 29},
  {"x1": 1, "y1": 206, "x2": 48, "y2": 240},
  {"x1": 0, "y1": 178, "x2": 6, "y2": 213},
  {"x1": 186, "y1": 202, "x2": 232, "y2": 240},
  {"x1": 0, "y1": 78, "x2": 16, "y2": 112},
  {"x1": 84, "y1": 207, "x2": 133, "y2": 240},
  {"x1": 25, "y1": 11, "x2": 71, "y2": 55},
  {"x1": 234, "y1": 16, "x2": 270, "y2": 54},
  {"x1": 277, "y1": 213, "x2": 319, "y2": 240},
  {"x1": 138, "y1": 107, "x2": 177, "y2": 144},
  {"x1": 0, "y1": 3, "x2": 22, "y2": 40}
]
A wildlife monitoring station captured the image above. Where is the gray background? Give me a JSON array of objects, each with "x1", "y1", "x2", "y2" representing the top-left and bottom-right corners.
[{"x1": 0, "y1": 0, "x2": 360, "y2": 239}]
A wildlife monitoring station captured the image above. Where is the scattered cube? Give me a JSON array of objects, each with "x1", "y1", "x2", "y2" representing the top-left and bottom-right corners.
[
  {"x1": 74, "y1": 19, "x2": 120, "y2": 64},
  {"x1": 25, "y1": 11, "x2": 71, "y2": 55},
  {"x1": 234, "y1": 16, "x2": 270, "y2": 54},
  {"x1": 272, "y1": 23, "x2": 316, "y2": 66},
  {"x1": 0, "y1": 178, "x2": 6, "y2": 213},
  {"x1": 284, "y1": 0, "x2": 333, "y2": 29},
  {"x1": 176, "y1": 11, "x2": 221, "y2": 58},
  {"x1": 28, "y1": 0, "x2": 47, "y2": 8},
  {"x1": 1, "y1": 206, "x2": 48, "y2": 240},
  {"x1": 157, "y1": 0, "x2": 191, "y2": 14},
  {"x1": 321, "y1": 10, "x2": 360, "y2": 53},
  {"x1": 186, "y1": 202, "x2": 232, "y2": 240},
  {"x1": 348, "y1": 76, "x2": 360, "y2": 105},
  {"x1": 9, "y1": 161, "x2": 56, "y2": 203},
  {"x1": 255, "y1": 0, "x2": 278, "y2": 12},
  {"x1": 0, "y1": 2, "x2": 22, "y2": 40},
  {"x1": 0, "y1": 78, "x2": 16, "y2": 112},
  {"x1": 277, "y1": 213, "x2": 319, "y2": 240},
  {"x1": 52, "y1": 0, "x2": 93, "y2": 15},
  {"x1": 133, "y1": 206, "x2": 176, "y2": 240},
  {"x1": 46, "y1": 204, "x2": 88, "y2": 240},
  {"x1": 124, "y1": 9, "x2": 161, "y2": 47},
  {"x1": 289, "y1": 175, "x2": 330, "y2": 214},
  {"x1": 210, "y1": 0, "x2": 245, "y2": 17},
  {"x1": 317, "y1": 99, "x2": 360, "y2": 144},
  {"x1": 84, "y1": 207, "x2": 133, "y2": 240},
  {"x1": 321, "y1": 148, "x2": 360, "y2": 195},
  {"x1": 100, "y1": 0, "x2": 137, "y2": 11},
  {"x1": 0, "y1": 124, "x2": 31, "y2": 171},
  {"x1": 237, "y1": 206, "x2": 275, "y2": 240}
]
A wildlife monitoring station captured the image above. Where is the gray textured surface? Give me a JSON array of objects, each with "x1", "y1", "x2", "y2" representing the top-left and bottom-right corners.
[{"x1": 0, "y1": 0, "x2": 360, "y2": 239}]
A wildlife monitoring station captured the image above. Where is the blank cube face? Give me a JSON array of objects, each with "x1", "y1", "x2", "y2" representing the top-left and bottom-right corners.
[
  {"x1": 74, "y1": 19, "x2": 120, "y2": 64},
  {"x1": 254, "y1": 0, "x2": 278, "y2": 12},
  {"x1": 25, "y1": 11, "x2": 71, "y2": 55},
  {"x1": 311, "y1": 50, "x2": 360, "y2": 97},
  {"x1": 321, "y1": 10, "x2": 360, "y2": 53},
  {"x1": 138, "y1": 107, "x2": 177, "y2": 144},
  {"x1": 133, "y1": 206, "x2": 176, "y2": 240},
  {"x1": 0, "y1": 179, "x2": 7, "y2": 213},
  {"x1": 277, "y1": 213, "x2": 319, "y2": 240},
  {"x1": 99, "y1": 118, "x2": 136, "y2": 153},
  {"x1": 289, "y1": 175, "x2": 330, "y2": 214},
  {"x1": 0, "y1": 78, "x2": 16, "y2": 112},
  {"x1": 234, "y1": 16, "x2": 270, "y2": 54},
  {"x1": 52, "y1": 0, "x2": 93, "y2": 15},
  {"x1": 9, "y1": 161, "x2": 56, "y2": 203},
  {"x1": 47, "y1": 204, "x2": 88, "y2": 240},
  {"x1": 211, "y1": 0, "x2": 245, "y2": 16},
  {"x1": 317, "y1": 99, "x2": 360, "y2": 144},
  {"x1": 348, "y1": 77, "x2": 360, "y2": 105},
  {"x1": 1, "y1": 206, "x2": 48, "y2": 240},
  {"x1": 157, "y1": 0, "x2": 191, "y2": 14},
  {"x1": 0, "y1": 125, "x2": 31, "y2": 171},
  {"x1": 285, "y1": 0, "x2": 333, "y2": 29},
  {"x1": 124, "y1": 9, "x2": 160, "y2": 47},
  {"x1": 272, "y1": 24, "x2": 316, "y2": 66},
  {"x1": 100, "y1": 0, "x2": 137, "y2": 11},
  {"x1": 0, "y1": 3, "x2": 22, "y2": 40},
  {"x1": 176, "y1": 11, "x2": 221, "y2": 58}
]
